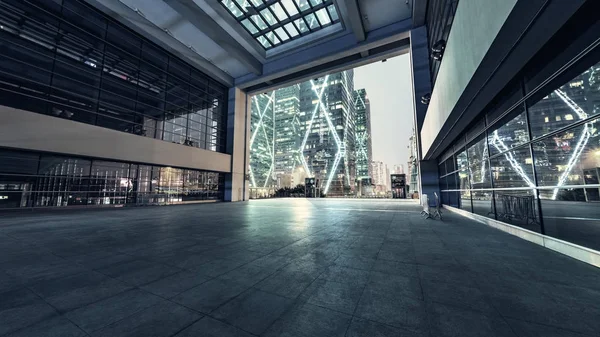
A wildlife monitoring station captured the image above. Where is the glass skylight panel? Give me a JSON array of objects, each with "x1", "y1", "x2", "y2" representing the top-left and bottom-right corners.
[
  {"x1": 260, "y1": 8, "x2": 277, "y2": 26},
  {"x1": 327, "y1": 5, "x2": 338, "y2": 21},
  {"x1": 270, "y1": 3, "x2": 287, "y2": 21},
  {"x1": 257, "y1": 35, "x2": 271, "y2": 48},
  {"x1": 305, "y1": 13, "x2": 319, "y2": 29},
  {"x1": 295, "y1": 0, "x2": 311, "y2": 12},
  {"x1": 284, "y1": 22, "x2": 299, "y2": 37},
  {"x1": 220, "y1": 0, "x2": 340, "y2": 50},
  {"x1": 294, "y1": 17, "x2": 309, "y2": 34},
  {"x1": 222, "y1": 0, "x2": 243, "y2": 17},
  {"x1": 275, "y1": 27, "x2": 289, "y2": 41},
  {"x1": 265, "y1": 31, "x2": 280, "y2": 45},
  {"x1": 241, "y1": 19, "x2": 258, "y2": 34},
  {"x1": 281, "y1": 0, "x2": 299, "y2": 15},
  {"x1": 251, "y1": 15, "x2": 268, "y2": 30},
  {"x1": 315, "y1": 8, "x2": 330, "y2": 25}
]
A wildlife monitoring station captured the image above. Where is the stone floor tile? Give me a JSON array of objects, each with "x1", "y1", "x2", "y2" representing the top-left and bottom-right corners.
[
  {"x1": 262, "y1": 303, "x2": 351, "y2": 337},
  {"x1": 5, "y1": 316, "x2": 86, "y2": 337},
  {"x1": 211, "y1": 288, "x2": 294, "y2": 335},
  {"x1": 65, "y1": 289, "x2": 163, "y2": 333},
  {"x1": 346, "y1": 318, "x2": 426, "y2": 337},
  {"x1": 172, "y1": 278, "x2": 250, "y2": 313},
  {"x1": 306, "y1": 280, "x2": 363, "y2": 314},
  {"x1": 174, "y1": 316, "x2": 254, "y2": 337},
  {"x1": 140, "y1": 271, "x2": 211, "y2": 298},
  {"x1": 0, "y1": 288, "x2": 58, "y2": 336},
  {"x1": 427, "y1": 302, "x2": 516, "y2": 337},
  {"x1": 91, "y1": 301, "x2": 201, "y2": 337}
]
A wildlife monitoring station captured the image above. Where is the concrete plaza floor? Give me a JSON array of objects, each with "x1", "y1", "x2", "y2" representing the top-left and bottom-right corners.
[{"x1": 1, "y1": 199, "x2": 599, "y2": 337}]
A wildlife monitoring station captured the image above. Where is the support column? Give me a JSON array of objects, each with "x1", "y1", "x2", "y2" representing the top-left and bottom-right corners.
[
  {"x1": 224, "y1": 87, "x2": 251, "y2": 202},
  {"x1": 410, "y1": 26, "x2": 440, "y2": 205}
]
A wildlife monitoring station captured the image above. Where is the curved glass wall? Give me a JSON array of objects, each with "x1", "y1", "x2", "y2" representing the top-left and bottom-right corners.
[
  {"x1": 439, "y1": 53, "x2": 600, "y2": 251},
  {"x1": 0, "y1": 0, "x2": 227, "y2": 153}
]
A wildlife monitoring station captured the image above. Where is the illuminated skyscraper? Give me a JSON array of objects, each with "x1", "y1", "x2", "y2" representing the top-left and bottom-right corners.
[
  {"x1": 299, "y1": 71, "x2": 356, "y2": 196},
  {"x1": 273, "y1": 84, "x2": 302, "y2": 186},
  {"x1": 354, "y1": 89, "x2": 373, "y2": 181},
  {"x1": 249, "y1": 92, "x2": 276, "y2": 188}
]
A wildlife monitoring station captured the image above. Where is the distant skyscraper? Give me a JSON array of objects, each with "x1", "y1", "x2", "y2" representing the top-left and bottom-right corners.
[
  {"x1": 354, "y1": 89, "x2": 373, "y2": 181},
  {"x1": 249, "y1": 70, "x2": 356, "y2": 194},
  {"x1": 249, "y1": 92, "x2": 275, "y2": 188},
  {"x1": 371, "y1": 160, "x2": 389, "y2": 192},
  {"x1": 273, "y1": 84, "x2": 301, "y2": 185},
  {"x1": 408, "y1": 130, "x2": 419, "y2": 195},
  {"x1": 299, "y1": 71, "x2": 356, "y2": 196},
  {"x1": 392, "y1": 164, "x2": 405, "y2": 174}
]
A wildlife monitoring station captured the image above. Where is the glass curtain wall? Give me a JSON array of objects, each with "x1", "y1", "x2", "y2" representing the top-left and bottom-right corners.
[
  {"x1": 0, "y1": 0, "x2": 227, "y2": 152},
  {"x1": 439, "y1": 54, "x2": 600, "y2": 251},
  {"x1": 0, "y1": 149, "x2": 224, "y2": 209}
]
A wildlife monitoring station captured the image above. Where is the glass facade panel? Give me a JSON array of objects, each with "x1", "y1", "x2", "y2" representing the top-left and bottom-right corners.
[
  {"x1": 488, "y1": 110, "x2": 529, "y2": 156},
  {"x1": 0, "y1": 0, "x2": 227, "y2": 153},
  {"x1": 528, "y1": 60, "x2": 600, "y2": 139},
  {"x1": 472, "y1": 190, "x2": 495, "y2": 219},
  {"x1": 541, "y1": 188, "x2": 600, "y2": 251},
  {"x1": 468, "y1": 137, "x2": 491, "y2": 189},
  {"x1": 0, "y1": 148, "x2": 224, "y2": 209},
  {"x1": 490, "y1": 147, "x2": 535, "y2": 188},
  {"x1": 438, "y1": 37, "x2": 599, "y2": 248},
  {"x1": 495, "y1": 190, "x2": 541, "y2": 232},
  {"x1": 533, "y1": 119, "x2": 600, "y2": 188},
  {"x1": 460, "y1": 190, "x2": 472, "y2": 212}
]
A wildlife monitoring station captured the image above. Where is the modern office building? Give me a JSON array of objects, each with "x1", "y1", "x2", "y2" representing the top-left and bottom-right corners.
[
  {"x1": 353, "y1": 89, "x2": 372, "y2": 181},
  {"x1": 273, "y1": 84, "x2": 302, "y2": 186},
  {"x1": 249, "y1": 92, "x2": 276, "y2": 188},
  {"x1": 408, "y1": 131, "x2": 419, "y2": 196},
  {"x1": 298, "y1": 71, "x2": 356, "y2": 196},
  {"x1": 392, "y1": 164, "x2": 405, "y2": 175},
  {"x1": 371, "y1": 160, "x2": 389, "y2": 193},
  {"x1": 0, "y1": 0, "x2": 598, "y2": 265}
]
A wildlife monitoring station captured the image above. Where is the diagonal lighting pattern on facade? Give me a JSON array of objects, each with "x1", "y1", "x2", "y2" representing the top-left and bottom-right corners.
[
  {"x1": 552, "y1": 89, "x2": 594, "y2": 200},
  {"x1": 298, "y1": 75, "x2": 330, "y2": 178},
  {"x1": 250, "y1": 93, "x2": 274, "y2": 148},
  {"x1": 249, "y1": 92, "x2": 275, "y2": 188},
  {"x1": 491, "y1": 131, "x2": 536, "y2": 189},
  {"x1": 310, "y1": 77, "x2": 344, "y2": 194}
]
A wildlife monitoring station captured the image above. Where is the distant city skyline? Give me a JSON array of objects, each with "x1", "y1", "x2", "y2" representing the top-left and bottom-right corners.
[{"x1": 354, "y1": 55, "x2": 414, "y2": 170}]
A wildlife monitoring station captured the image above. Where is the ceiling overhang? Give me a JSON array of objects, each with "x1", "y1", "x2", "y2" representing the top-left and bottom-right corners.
[{"x1": 85, "y1": 0, "x2": 421, "y2": 89}]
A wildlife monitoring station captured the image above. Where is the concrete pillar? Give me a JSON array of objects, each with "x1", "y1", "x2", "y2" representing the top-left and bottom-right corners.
[
  {"x1": 410, "y1": 26, "x2": 440, "y2": 205},
  {"x1": 224, "y1": 87, "x2": 251, "y2": 202}
]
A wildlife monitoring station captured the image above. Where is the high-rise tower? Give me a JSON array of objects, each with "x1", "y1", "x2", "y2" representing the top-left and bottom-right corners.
[
  {"x1": 298, "y1": 71, "x2": 356, "y2": 196},
  {"x1": 354, "y1": 89, "x2": 372, "y2": 181}
]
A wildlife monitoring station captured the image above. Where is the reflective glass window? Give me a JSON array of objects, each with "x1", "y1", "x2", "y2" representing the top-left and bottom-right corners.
[
  {"x1": 495, "y1": 189, "x2": 541, "y2": 232},
  {"x1": 472, "y1": 190, "x2": 495, "y2": 219},
  {"x1": 533, "y1": 119, "x2": 600, "y2": 188},
  {"x1": 488, "y1": 110, "x2": 529, "y2": 156},
  {"x1": 541, "y1": 187, "x2": 600, "y2": 251},
  {"x1": 490, "y1": 147, "x2": 535, "y2": 188},
  {"x1": 468, "y1": 138, "x2": 491, "y2": 189},
  {"x1": 460, "y1": 190, "x2": 472, "y2": 212},
  {"x1": 528, "y1": 60, "x2": 600, "y2": 139}
]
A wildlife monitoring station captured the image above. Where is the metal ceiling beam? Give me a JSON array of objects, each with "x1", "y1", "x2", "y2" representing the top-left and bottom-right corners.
[
  {"x1": 412, "y1": 0, "x2": 428, "y2": 27},
  {"x1": 164, "y1": 0, "x2": 262, "y2": 75},
  {"x1": 83, "y1": 0, "x2": 234, "y2": 86},
  {"x1": 235, "y1": 18, "x2": 412, "y2": 90},
  {"x1": 339, "y1": 0, "x2": 366, "y2": 41}
]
